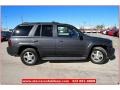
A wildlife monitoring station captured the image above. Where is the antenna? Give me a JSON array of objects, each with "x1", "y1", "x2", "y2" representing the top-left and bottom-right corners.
[
  {"x1": 5, "y1": 16, "x2": 8, "y2": 30},
  {"x1": 21, "y1": 16, "x2": 24, "y2": 23}
]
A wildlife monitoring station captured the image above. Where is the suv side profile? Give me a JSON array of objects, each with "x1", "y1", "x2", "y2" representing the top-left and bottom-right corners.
[{"x1": 7, "y1": 22, "x2": 115, "y2": 65}]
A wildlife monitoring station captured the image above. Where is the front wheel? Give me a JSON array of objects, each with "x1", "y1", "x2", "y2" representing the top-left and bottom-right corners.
[
  {"x1": 90, "y1": 47, "x2": 108, "y2": 64},
  {"x1": 20, "y1": 48, "x2": 39, "y2": 66}
]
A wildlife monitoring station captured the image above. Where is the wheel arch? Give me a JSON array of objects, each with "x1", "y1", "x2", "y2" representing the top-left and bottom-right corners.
[
  {"x1": 87, "y1": 45, "x2": 108, "y2": 59},
  {"x1": 17, "y1": 45, "x2": 40, "y2": 56}
]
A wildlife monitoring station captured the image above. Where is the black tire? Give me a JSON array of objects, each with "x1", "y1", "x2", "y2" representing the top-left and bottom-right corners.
[
  {"x1": 20, "y1": 48, "x2": 39, "y2": 66},
  {"x1": 90, "y1": 47, "x2": 108, "y2": 64}
]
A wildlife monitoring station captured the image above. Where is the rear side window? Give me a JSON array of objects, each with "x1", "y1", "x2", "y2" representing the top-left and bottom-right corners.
[
  {"x1": 12, "y1": 25, "x2": 33, "y2": 36},
  {"x1": 34, "y1": 25, "x2": 41, "y2": 36},
  {"x1": 41, "y1": 25, "x2": 53, "y2": 37}
]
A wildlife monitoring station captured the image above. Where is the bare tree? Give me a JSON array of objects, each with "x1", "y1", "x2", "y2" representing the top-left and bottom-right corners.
[{"x1": 96, "y1": 25, "x2": 105, "y2": 30}]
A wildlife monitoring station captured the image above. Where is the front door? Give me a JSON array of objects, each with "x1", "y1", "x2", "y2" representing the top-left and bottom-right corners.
[{"x1": 56, "y1": 25, "x2": 86, "y2": 57}]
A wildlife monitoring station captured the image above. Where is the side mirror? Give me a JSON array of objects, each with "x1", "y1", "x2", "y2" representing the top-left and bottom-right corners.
[
  {"x1": 69, "y1": 32, "x2": 74, "y2": 37},
  {"x1": 79, "y1": 35, "x2": 83, "y2": 40}
]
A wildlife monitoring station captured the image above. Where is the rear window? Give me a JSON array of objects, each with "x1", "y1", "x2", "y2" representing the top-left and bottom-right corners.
[{"x1": 12, "y1": 25, "x2": 33, "y2": 36}]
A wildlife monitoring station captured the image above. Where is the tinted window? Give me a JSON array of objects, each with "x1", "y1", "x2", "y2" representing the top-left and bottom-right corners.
[
  {"x1": 2, "y1": 31, "x2": 9, "y2": 36},
  {"x1": 12, "y1": 25, "x2": 33, "y2": 36},
  {"x1": 57, "y1": 25, "x2": 78, "y2": 38},
  {"x1": 35, "y1": 25, "x2": 41, "y2": 36},
  {"x1": 41, "y1": 25, "x2": 53, "y2": 37},
  {"x1": 1, "y1": 31, "x2": 11, "y2": 37}
]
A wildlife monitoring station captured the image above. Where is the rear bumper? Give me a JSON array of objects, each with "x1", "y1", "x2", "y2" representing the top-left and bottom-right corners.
[{"x1": 7, "y1": 47, "x2": 18, "y2": 56}]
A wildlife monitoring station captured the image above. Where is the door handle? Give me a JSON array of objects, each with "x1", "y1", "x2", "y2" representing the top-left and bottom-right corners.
[
  {"x1": 60, "y1": 40, "x2": 63, "y2": 42},
  {"x1": 33, "y1": 40, "x2": 38, "y2": 42}
]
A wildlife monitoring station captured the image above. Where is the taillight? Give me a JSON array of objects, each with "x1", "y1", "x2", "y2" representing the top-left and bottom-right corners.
[{"x1": 8, "y1": 39, "x2": 12, "y2": 47}]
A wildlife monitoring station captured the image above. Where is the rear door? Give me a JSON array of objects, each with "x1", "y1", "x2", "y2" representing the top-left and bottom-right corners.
[{"x1": 34, "y1": 24, "x2": 56, "y2": 57}]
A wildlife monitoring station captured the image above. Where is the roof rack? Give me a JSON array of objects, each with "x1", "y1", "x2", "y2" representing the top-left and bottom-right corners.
[{"x1": 21, "y1": 21, "x2": 60, "y2": 25}]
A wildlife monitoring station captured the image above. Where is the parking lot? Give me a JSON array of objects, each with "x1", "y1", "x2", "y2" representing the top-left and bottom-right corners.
[{"x1": 0, "y1": 33, "x2": 119, "y2": 85}]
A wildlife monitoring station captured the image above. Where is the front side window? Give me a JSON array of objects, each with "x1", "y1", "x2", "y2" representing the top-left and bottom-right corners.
[
  {"x1": 41, "y1": 25, "x2": 53, "y2": 37},
  {"x1": 57, "y1": 25, "x2": 78, "y2": 38},
  {"x1": 13, "y1": 25, "x2": 33, "y2": 36},
  {"x1": 58, "y1": 26, "x2": 69, "y2": 36}
]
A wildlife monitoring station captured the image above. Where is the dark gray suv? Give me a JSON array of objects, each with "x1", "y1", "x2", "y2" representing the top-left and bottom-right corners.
[{"x1": 7, "y1": 22, "x2": 115, "y2": 65}]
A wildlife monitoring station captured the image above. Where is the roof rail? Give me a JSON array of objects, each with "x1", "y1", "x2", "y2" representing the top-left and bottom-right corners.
[{"x1": 22, "y1": 21, "x2": 60, "y2": 24}]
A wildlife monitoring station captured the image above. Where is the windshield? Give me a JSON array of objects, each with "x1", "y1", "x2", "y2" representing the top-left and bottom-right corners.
[{"x1": 69, "y1": 25, "x2": 85, "y2": 36}]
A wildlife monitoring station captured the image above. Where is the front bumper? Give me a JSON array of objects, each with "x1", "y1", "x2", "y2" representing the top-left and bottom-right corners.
[{"x1": 107, "y1": 47, "x2": 115, "y2": 60}]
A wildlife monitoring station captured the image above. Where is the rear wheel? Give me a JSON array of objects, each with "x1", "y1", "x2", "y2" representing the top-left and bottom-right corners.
[
  {"x1": 20, "y1": 48, "x2": 39, "y2": 66},
  {"x1": 90, "y1": 47, "x2": 108, "y2": 64}
]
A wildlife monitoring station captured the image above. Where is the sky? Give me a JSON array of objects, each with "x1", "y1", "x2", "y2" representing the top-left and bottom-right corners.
[{"x1": 1, "y1": 6, "x2": 119, "y2": 29}]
